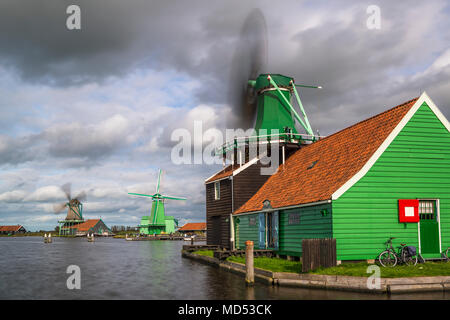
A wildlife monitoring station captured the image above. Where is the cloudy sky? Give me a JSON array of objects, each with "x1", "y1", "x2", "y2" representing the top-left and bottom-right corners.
[{"x1": 0, "y1": 0, "x2": 449, "y2": 231}]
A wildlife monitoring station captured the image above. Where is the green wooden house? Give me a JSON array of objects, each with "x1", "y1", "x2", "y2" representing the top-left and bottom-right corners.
[{"x1": 232, "y1": 93, "x2": 450, "y2": 261}]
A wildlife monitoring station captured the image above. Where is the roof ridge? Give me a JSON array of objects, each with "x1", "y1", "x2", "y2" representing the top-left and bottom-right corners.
[{"x1": 311, "y1": 97, "x2": 419, "y2": 146}]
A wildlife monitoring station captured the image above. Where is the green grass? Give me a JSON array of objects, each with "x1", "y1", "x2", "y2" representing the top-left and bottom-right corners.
[
  {"x1": 193, "y1": 250, "x2": 214, "y2": 257},
  {"x1": 226, "y1": 255, "x2": 450, "y2": 277},
  {"x1": 312, "y1": 261, "x2": 450, "y2": 278},
  {"x1": 226, "y1": 256, "x2": 302, "y2": 273},
  {"x1": 191, "y1": 250, "x2": 450, "y2": 278}
]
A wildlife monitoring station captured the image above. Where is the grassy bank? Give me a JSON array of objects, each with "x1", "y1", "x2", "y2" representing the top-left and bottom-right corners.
[
  {"x1": 227, "y1": 256, "x2": 302, "y2": 273},
  {"x1": 193, "y1": 250, "x2": 214, "y2": 257},
  {"x1": 190, "y1": 250, "x2": 450, "y2": 277},
  {"x1": 312, "y1": 261, "x2": 450, "y2": 278}
]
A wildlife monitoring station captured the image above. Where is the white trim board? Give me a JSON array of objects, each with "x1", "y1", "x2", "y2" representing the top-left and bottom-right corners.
[
  {"x1": 233, "y1": 155, "x2": 262, "y2": 176},
  {"x1": 332, "y1": 92, "x2": 450, "y2": 201},
  {"x1": 204, "y1": 155, "x2": 263, "y2": 184}
]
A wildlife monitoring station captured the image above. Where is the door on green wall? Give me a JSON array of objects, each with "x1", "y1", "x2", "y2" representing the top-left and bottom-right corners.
[
  {"x1": 267, "y1": 211, "x2": 279, "y2": 250},
  {"x1": 259, "y1": 213, "x2": 266, "y2": 249},
  {"x1": 419, "y1": 200, "x2": 440, "y2": 254}
]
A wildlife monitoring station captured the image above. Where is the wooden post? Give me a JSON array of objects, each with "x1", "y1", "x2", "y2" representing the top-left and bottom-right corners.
[
  {"x1": 191, "y1": 237, "x2": 194, "y2": 245},
  {"x1": 245, "y1": 240, "x2": 254, "y2": 286}
]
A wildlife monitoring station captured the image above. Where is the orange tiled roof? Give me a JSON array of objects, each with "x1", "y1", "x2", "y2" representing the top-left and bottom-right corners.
[
  {"x1": 0, "y1": 225, "x2": 24, "y2": 232},
  {"x1": 69, "y1": 219, "x2": 100, "y2": 231},
  {"x1": 235, "y1": 97, "x2": 419, "y2": 214},
  {"x1": 205, "y1": 165, "x2": 234, "y2": 183},
  {"x1": 178, "y1": 222, "x2": 206, "y2": 231}
]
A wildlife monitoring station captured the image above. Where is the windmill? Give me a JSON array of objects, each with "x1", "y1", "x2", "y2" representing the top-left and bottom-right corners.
[
  {"x1": 53, "y1": 183, "x2": 87, "y2": 236},
  {"x1": 128, "y1": 169, "x2": 186, "y2": 235},
  {"x1": 220, "y1": 8, "x2": 322, "y2": 163}
]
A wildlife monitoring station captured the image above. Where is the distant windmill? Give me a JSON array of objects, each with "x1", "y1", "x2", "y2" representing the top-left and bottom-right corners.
[
  {"x1": 128, "y1": 169, "x2": 186, "y2": 235},
  {"x1": 53, "y1": 183, "x2": 87, "y2": 236}
]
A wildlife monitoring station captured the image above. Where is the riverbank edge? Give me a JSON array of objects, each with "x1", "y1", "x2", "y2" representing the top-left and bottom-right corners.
[{"x1": 181, "y1": 250, "x2": 450, "y2": 294}]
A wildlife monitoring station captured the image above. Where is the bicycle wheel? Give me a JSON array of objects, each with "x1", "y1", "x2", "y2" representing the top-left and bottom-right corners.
[
  {"x1": 445, "y1": 248, "x2": 450, "y2": 261},
  {"x1": 402, "y1": 249, "x2": 418, "y2": 266},
  {"x1": 378, "y1": 250, "x2": 398, "y2": 267}
]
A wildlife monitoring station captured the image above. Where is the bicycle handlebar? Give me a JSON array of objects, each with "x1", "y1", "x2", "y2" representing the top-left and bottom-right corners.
[{"x1": 384, "y1": 237, "x2": 396, "y2": 245}]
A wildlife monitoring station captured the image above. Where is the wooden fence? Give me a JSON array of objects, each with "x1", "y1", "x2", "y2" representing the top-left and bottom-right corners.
[{"x1": 302, "y1": 238, "x2": 337, "y2": 272}]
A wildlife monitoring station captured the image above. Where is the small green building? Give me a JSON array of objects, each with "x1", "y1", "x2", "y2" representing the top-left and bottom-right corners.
[
  {"x1": 138, "y1": 204, "x2": 178, "y2": 235},
  {"x1": 233, "y1": 93, "x2": 450, "y2": 261}
]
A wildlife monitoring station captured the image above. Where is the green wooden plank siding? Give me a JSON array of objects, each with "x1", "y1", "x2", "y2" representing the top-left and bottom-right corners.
[
  {"x1": 235, "y1": 214, "x2": 259, "y2": 249},
  {"x1": 278, "y1": 203, "x2": 332, "y2": 256},
  {"x1": 333, "y1": 102, "x2": 450, "y2": 261}
]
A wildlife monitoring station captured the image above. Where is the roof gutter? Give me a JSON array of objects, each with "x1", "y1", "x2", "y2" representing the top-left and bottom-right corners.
[{"x1": 233, "y1": 199, "x2": 332, "y2": 216}]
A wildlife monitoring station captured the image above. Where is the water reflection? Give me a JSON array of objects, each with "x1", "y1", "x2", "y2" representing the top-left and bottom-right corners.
[{"x1": 0, "y1": 237, "x2": 448, "y2": 300}]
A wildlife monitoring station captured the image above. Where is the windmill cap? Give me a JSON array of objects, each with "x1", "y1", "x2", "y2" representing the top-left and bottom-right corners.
[{"x1": 255, "y1": 74, "x2": 294, "y2": 92}]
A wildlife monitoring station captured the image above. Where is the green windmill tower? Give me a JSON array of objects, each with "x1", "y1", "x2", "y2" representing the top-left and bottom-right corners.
[
  {"x1": 128, "y1": 169, "x2": 186, "y2": 235},
  {"x1": 218, "y1": 8, "x2": 321, "y2": 158}
]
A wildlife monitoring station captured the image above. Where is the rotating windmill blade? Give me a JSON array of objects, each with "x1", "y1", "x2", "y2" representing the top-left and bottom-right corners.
[
  {"x1": 74, "y1": 190, "x2": 87, "y2": 202},
  {"x1": 61, "y1": 182, "x2": 71, "y2": 201},
  {"x1": 53, "y1": 183, "x2": 71, "y2": 215},
  {"x1": 53, "y1": 183, "x2": 86, "y2": 221},
  {"x1": 53, "y1": 202, "x2": 67, "y2": 214},
  {"x1": 228, "y1": 8, "x2": 268, "y2": 130}
]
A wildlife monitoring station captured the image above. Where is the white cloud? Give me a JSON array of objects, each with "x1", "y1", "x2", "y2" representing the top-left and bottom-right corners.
[
  {"x1": 0, "y1": 190, "x2": 27, "y2": 202},
  {"x1": 44, "y1": 114, "x2": 130, "y2": 159},
  {"x1": 89, "y1": 186, "x2": 127, "y2": 199},
  {"x1": 25, "y1": 186, "x2": 65, "y2": 202},
  {"x1": 30, "y1": 214, "x2": 58, "y2": 223}
]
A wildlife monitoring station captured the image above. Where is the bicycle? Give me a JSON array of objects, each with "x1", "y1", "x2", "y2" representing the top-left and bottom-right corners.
[
  {"x1": 378, "y1": 237, "x2": 418, "y2": 267},
  {"x1": 443, "y1": 247, "x2": 450, "y2": 261}
]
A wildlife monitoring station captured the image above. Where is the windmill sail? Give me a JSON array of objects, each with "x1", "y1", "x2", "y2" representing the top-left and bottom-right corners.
[{"x1": 128, "y1": 169, "x2": 186, "y2": 235}]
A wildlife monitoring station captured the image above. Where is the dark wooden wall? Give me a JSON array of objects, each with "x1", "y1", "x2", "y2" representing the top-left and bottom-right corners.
[
  {"x1": 206, "y1": 178, "x2": 232, "y2": 248},
  {"x1": 205, "y1": 145, "x2": 302, "y2": 249},
  {"x1": 233, "y1": 161, "x2": 271, "y2": 211},
  {"x1": 205, "y1": 160, "x2": 272, "y2": 249}
]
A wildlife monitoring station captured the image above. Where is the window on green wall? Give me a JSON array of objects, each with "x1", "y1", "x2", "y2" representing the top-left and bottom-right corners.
[
  {"x1": 419, "y1": 200, "x2": 436, "y2": 220},
  {"x1": 249, "y1": 217, "x2": 257, "y2": 226},
  {"x1": 288, "y1": 213, "x2": 300, "y2": 225}
]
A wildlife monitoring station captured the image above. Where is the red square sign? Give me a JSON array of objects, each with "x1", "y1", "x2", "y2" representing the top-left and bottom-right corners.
[{"x1": 398, "y1": 199, "x2": 419, "y2": 223}]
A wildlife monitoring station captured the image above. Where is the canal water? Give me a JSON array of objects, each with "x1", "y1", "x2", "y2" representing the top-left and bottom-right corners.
[{"x1": 0, "y1": 237, "x2": 448, "y2": 300}]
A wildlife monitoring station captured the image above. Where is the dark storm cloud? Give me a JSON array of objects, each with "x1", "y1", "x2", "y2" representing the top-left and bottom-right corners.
[
  {"x1": 0, "y1": 0, "x2": 138, "y2": 84},
  {"x1": 0, "y1": 0, "x2": 245, "y2": 90},
  {"x1": 2, "y1": 0, "x2": 449, "y2": 126}
]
